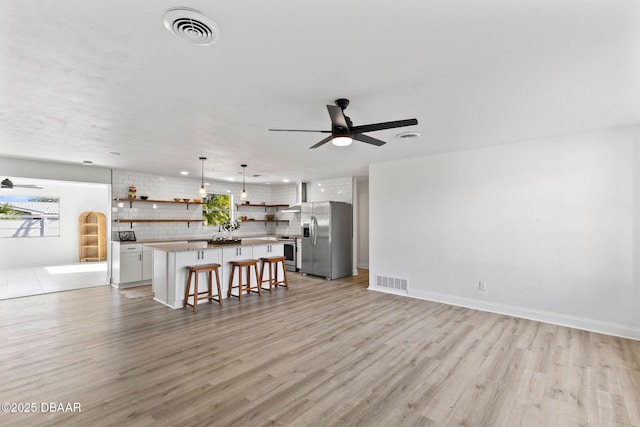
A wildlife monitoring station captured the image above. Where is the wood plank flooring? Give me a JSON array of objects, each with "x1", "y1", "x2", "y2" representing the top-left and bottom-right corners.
[{"x1": 1, "y1": 270, "x2": 639, "y2": 426}]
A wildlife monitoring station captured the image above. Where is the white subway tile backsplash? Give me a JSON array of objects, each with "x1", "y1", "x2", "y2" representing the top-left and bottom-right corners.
[{"x1": 111, "y1": 170, "x2": 353, "y2": 240}]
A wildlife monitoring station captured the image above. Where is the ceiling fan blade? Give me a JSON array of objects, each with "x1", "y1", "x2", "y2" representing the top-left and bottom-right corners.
[
  {"x1": 309, "y1": 135, "x2": 334, "y2": 149},
  {"x1": 15, "y1": 184, "x2": 43, "y2": 189},
  {"x1": 353, "y1": 133, "x2": 386, "y2": 147},
  {"x1": 351, "y1": 118, "x2": 418, "y2": 133},
  {"x1": 327, "y1": 105, "x2": 349, "y2": 129},
  {"x1": 269, "y1": 129, "x2": 331, "y2": 133}
]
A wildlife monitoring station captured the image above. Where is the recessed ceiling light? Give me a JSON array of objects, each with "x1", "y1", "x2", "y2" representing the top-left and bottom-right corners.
[
  {"x1": 396, "y1": 131, "x2": 421, "y2": 140},
  {"x1": 228, "y1": 177, "x2": 235, "y2": 181},
  {"x1": 283, "y1": 179, "x2": 290, "y2": 183},
  {"x1": 205, "y1": 182, "x2": 210, "y2": 186},
  {"x1": 180, "y1": 171, "x2": 189, "y2": 176}
]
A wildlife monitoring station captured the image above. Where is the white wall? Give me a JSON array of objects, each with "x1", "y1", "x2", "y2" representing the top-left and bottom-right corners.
[
  {"x1": 357, "y1": 176, "x2": 369, "y2": 269},
  {"x1": 0, "y1": 179, "x2": 110, "y2": 268},
  {"x1": 370, "y1": 126, "x2": 640, "y2": 339},
  {"x1": 0, "y1": 157, "x2": 111, "y2": 184}
]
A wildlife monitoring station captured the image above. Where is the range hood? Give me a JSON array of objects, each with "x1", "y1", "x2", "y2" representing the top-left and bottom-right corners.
[{"x1": 281, "y1": 182, "x2": 306, "y2": 212}]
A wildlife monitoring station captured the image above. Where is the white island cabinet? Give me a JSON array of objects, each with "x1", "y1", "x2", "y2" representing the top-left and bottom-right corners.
[
  {"x1": 251, "y1": 244, "x2": 285, "y2": 289},
  {"x1": 221, "y1": 245, "x2": 254, "y2": 296},
  {"x1": 152, "y1": 243, "x2": 222, "y2": 308},
  {"x1": 150, "y1": 240, "x2": 284, "y2": 309}
]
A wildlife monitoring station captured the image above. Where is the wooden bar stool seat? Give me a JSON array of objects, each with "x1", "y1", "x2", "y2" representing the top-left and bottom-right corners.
[
  {"x1": 227, "y1": 259, "x2": 261, "y2": 300},
  {"x1": 184, "y1": 263, "x2": 222, "y2": 312},
  {"x1": 259, "y1": 256, "x2": 289, "y2": 292}
]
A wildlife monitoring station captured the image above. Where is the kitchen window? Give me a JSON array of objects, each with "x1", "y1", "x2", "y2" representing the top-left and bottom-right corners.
[{"x1": 202, "y1": 193, "x2": 233, "y2": 227}]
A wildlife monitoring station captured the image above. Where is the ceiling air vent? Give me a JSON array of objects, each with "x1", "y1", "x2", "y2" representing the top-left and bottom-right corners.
[
  {"x1": 163, "y1": 7, "x2": 221, "y2": 46},
  {"x1": 395, "y1": 131, "x2": 421, "y2": 140}
]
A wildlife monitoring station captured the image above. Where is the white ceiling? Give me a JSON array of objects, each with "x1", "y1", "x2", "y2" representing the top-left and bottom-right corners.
[{"x1": 1, "y1": 0, "x2": 638, "y2": 185}]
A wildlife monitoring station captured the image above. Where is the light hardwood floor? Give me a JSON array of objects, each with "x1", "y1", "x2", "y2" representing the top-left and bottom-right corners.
[{"x1": 0, "y1": 270, "x2": 639, "y2": 426}]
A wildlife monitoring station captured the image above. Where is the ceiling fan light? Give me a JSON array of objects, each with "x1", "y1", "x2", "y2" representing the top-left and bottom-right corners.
[{"x1": 332, "y1": 136, "x2": 353, "y2": 147}]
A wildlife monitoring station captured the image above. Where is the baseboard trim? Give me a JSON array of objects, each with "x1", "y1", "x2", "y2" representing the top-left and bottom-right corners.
[
  {"x1": 371, "y1": 286, "x2": 640, "y2": 341},
  {"x1": 368, "y1": 285, "x2": 409, "y2": 297}
]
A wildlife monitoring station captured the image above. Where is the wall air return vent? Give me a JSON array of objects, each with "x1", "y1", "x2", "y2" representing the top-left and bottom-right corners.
[
  {"x1": 374, "y1": 274, "x2": 408, "y2": 295},
  {"x1": 163, "y1": 7, "x2": 221, "y2": 46}
]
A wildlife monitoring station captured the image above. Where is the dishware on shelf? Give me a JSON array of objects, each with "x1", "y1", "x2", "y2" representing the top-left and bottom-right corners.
[
  {"x1": 140, "y1": 196, "x2": 149, "y2": 200},
  {"x1": 193, "y1": 198, "x2": 202, "y2": 203},
  {"x1": 183, "y1": 198, "x2": 190, "y2": 202},
  {"x1": 174, "y1": 197, "x2": 182, "y2": 202},
  {"x1": 266, "y1": 214, "x2": 275, "y2": 220}
]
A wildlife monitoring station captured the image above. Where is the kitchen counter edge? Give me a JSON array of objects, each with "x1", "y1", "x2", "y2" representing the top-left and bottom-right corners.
[{"x1": 146, "y1": 239, "x2": 282, "y2": 252}]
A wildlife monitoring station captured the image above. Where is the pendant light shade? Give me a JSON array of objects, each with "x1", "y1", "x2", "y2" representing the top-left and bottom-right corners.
[
  {"x1": 198, "y1": 157, "x2": 207, "y2": 197},
  {"x1": 240, "y1": 164, "x2": 248, "y2": 201}
]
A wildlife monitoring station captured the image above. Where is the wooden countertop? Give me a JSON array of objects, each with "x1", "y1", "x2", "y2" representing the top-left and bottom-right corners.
[{"x1": 147, "y1": 239, "x2": 282, "y2": 252}]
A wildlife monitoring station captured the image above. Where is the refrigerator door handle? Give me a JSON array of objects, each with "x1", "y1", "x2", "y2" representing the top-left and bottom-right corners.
[{"x1": 313, "y1": 215, "x2": 318, "y2": 246}]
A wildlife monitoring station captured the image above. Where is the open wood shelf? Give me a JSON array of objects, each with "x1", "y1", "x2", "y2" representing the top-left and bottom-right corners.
[
  {"x1": 240, "y1": 219, "x2": 289, "y2": 223},
  {"x1": 115, "y1": 198, "x2": 203, "y2": 204},
  {"x1": 114, "y1": 219, "x2": 203, "y2": 229},
  {"x1": 236, "y1": 203, "x2": 289, "y2": 212},
  {"x1": 115, "y1": 198, "x2": 203, "y2": 211},
  {"x1": 79, "y1": 211, "x2": 107, "y2": 262},
  {"x1": 114, "y1": 219, "x2": 203, "y2": 223}
]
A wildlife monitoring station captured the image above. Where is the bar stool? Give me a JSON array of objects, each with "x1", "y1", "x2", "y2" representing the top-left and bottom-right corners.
[
  {"x1": 184, "y1": 263, "x2": 222, "y2": 312},
  {"x1": 227, "y1": 259, "x2": 261, "y2": 300},
  {"x1": 259, "y1": 256, "x2": 289, "y2": 292}
]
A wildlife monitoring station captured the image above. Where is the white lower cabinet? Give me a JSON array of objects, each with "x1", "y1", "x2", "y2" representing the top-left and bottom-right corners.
[
  {"x1": 222, "y1": 245, "x2": 255, "y2": 296},
  {"x1": 142, "y1": 247, "x2": 153, "y2": 281},
  {"x1": 112, "y1": 243, "x2": 147, "y2": 287},
  {"x1": 252, "y1": 244, "x2": 285, "y2": 289},
  {"x1": 252, "y1": 243, "x2": 284, "y2": 259},
  {"x1": 171, "y1": 248, "x2": 222, "y2": 307}
]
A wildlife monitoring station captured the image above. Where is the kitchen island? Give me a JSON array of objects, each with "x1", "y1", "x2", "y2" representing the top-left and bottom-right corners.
[{"x1": 149, "y1": 239, "x2": 284, "y2": 308}]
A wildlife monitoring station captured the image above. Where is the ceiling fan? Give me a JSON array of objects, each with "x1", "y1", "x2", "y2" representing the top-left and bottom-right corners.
[
  {"x1": 269, "y1": 98, "x2": 418, "y2": 149},
  {"x1": 1, "y1": 178, "x2": 43, "y2": 190}
]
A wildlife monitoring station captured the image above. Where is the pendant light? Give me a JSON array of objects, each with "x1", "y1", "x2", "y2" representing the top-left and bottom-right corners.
[
  {"x1": 240, "y1": 164, "x2": 248, "y2": 201},
  {"x1": 198, "y1": 157, "x2": 207, "y2": 197}
]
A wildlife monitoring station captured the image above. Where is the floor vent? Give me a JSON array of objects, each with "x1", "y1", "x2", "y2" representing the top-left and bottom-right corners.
[{"x1": 375, "y1": 275, "x2": 408, "y2": 293}]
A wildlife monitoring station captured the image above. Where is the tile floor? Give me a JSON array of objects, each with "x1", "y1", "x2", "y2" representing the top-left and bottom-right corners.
[{"x1": 0, "y1": 262, "x2": 108, "y2": 299}]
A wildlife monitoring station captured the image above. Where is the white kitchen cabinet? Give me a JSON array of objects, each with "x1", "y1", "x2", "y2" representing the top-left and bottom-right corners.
[
  {"x1": 154, "y1": 246, "x2": 223, "y2": 308},
  {"x1": 111, "y1": 243, "x2": 148, "y2": 288},
  {"x1": 142, "y1": 247, "x2": 153, "y2": 281},
  {"x1": 120, "y1": 251, "x2": 143, "y2": 283},
  {"x1": 221, "y1": 245, "x2": 256, "y2": 296},
  {"x1": 112, "y1": 242, "x2": 184, "y2": 288},
  {"x1": 252, "y1": 243, "x2": 284, "y2": 259},
  {"x1": 252, "y1": 243, "x2": 285, "y2": 289}
]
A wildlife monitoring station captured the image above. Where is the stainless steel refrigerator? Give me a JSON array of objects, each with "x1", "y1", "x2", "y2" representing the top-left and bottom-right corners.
[{"x1": 301, "y1": 201, "x2": 352, "y2": 280}]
